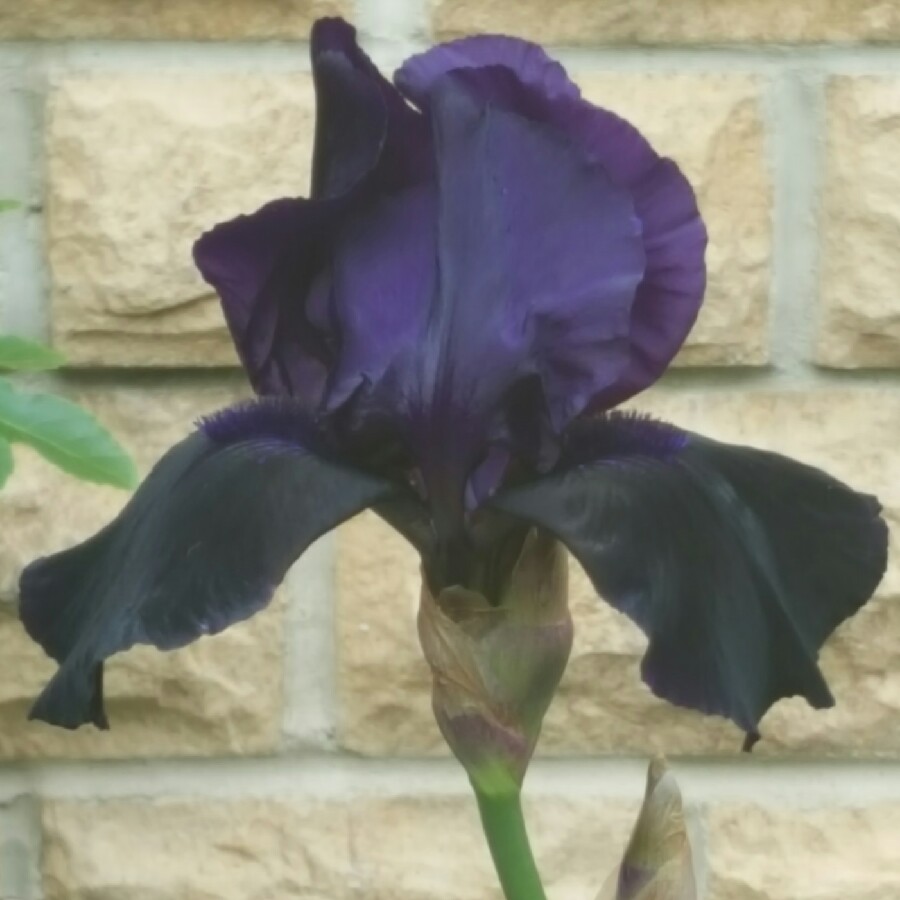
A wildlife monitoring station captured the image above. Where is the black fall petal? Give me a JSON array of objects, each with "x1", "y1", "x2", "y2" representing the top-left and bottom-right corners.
[
  {"x1": 19, "y1": 401, "x2": 397, "y2": 730},
  {"x1": 490, "y1": 413, "x2": 888, "y2": 737}
]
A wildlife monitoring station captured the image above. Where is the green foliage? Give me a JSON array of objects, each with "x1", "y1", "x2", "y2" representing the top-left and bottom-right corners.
[
  {"x1": 0, "y1": 368, "x2": 137, "y2": 491},
  {"x1": 0, "y1": 335, "x2": 66, "y2": 371},
  {"x1": 2, "y1": 200, "x2": 136, "y2": 489}
]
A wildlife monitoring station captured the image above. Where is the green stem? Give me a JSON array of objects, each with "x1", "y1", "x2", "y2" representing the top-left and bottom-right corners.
[{"x1": 475, "y1": 787, "x2": 548, "y2": 900}]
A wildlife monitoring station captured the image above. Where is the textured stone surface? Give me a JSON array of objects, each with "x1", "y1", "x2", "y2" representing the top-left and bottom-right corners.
[
  {"x1": 708, "y1": 803, "x2": 900, "y2": 899},
  {"x1": 39, "y1": 793, "x2": 900, "y2": 899},
  {"x1": 0, "y1": 797, "x2": 40, "y2": 900},
  {"x1": 432, "y1": 0, "x2": 900, "y2": 44},
  {"x1": 41, "y1": 794, "x2": 638, "y2": 899},
  {"x1": 819, "y1": 77, "x2": 900, "y2": 367},
  {"x1": 46, "y1": 73, "x2": 769, "y2": 369},
  {"x1": 0, "y1": 0, "x2": 348, "y2": 39},
  {"x1": 336, "y1": 389, "x2": 900, "y2": 757},
  {"x1": 42, "y1": 799, "x2": 354, "y2": 900},
  {"x1": 580, "y1": 75, "x2": 771, "y2": 366},
  {"x1": 47, "y1": 76, "x2": 315, "y2": 366},
  {"x1": 0, "y1": 379, "x2": 286, "y2": 759}
]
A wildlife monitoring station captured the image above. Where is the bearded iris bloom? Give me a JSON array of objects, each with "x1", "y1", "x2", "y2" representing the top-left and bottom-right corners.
[{"x1": 19, "y1": 19, "x2": 887, "y2": 760}]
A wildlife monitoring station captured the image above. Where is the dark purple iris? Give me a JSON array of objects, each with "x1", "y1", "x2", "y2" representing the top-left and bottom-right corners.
[{"x1": 19, "y1": 20, "x2": 887, "y2": 748}]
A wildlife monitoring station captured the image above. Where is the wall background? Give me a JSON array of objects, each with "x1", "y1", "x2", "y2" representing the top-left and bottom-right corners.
[{"x1": 1, "y1": 0, "x2": 900, "y2": 897}]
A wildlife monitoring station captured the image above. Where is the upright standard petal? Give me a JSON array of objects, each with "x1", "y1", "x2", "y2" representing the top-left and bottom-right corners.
[
  {"x1": 194, "y1": 18, "x2": 430, "y2": 402},
  {"x1": 19, "y1": 399, "x2": 397, "y2": 730},
  {"x1": 395, "y1": 34, "x2": 579, "y2": 108},
  {"x1": 489, "y1": 413, "x2": 888, "y2": 741},
  {"x1": 532, "y1": 91, "x2": 707, "y2": 410},
  {"x1": 405, "y1": 71, "x2": 644, "y2": 524},
  {"x1": 399, "y1": 36, "x2": 706, "y2": 410},
  {"x1": 320, "y1": 184, "x2": 437, "y2": 412},
  {"x1": 194, "y1": 198, "x2": 334, "y2": 400},
  {"x1": 311, "y1": 17, "x2": 430, "y2": 199},
  {"x1": 520, "y1": 96, "x2": 707, "y2": 408}
]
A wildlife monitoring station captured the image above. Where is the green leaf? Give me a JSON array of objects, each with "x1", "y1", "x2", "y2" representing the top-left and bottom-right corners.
[
  {"x1": 0, "y1": 199, "x2": 20, "y2": 212},
  {"x1": 0, "y1": 336, "x2": 65, "y2": 371},
  {"x1": 0, "y1": 381, "x2": 137, "y2": 489},
  {"x1": 0, "y1": 436, "x2": 12, "y2": 490}
]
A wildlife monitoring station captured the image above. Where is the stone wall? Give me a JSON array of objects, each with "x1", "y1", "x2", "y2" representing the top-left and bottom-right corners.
[{"x1": 0, "y1": 1, "x2": 899, "y2": 897}]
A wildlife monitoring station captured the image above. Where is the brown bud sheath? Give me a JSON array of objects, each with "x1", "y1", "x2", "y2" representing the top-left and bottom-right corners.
[
  {"x1": 598, "y1": 757, "x2": 697, "y2": 900},
  {"x1": 417, "y1": 530, "x2": 573, "y2": 795}
]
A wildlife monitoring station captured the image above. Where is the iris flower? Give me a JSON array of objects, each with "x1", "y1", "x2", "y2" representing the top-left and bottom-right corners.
[{"x1": 20, "y1": 20, "x2": 887, "y2": 758}]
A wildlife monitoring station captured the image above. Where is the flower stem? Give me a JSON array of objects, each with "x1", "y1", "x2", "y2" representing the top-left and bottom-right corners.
[{"x1": 475, "y1": 786, "x2": 548, "y2": 900}]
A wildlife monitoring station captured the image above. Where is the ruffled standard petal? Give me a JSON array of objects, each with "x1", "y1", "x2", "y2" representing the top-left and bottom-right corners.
[
  {"x1": 517, "y1": 96, "x2": 707, "y2": 408},
  {"x1": 19, "y1": 399, "x2": 397, "y2": 730},
  {"x1": 508, "y1": 94, "x2": 707, "y2": 409},
  {"x1": 194, "y1": 18, "x2": 430, "y2": 401},
  {"x1": 321, "y1": 184, "x2": 437, "y2": 411},
  {"x1": 194, "y1": 198, "x2": 333, "y2": 400},
  {"x1": 525, "y1": 95, "x2": 707, "y2": 410},
  {"x1": 489, "y1": 413, "x2": 888, "y2": 740},
  {"x1": 395, "y1": 34, "x2": 579, "y2": 108},
  {"x1": 406, "y1": 72, "x2": 644, "y2": 521},
  {"x1": 312, "y1": 17, "x2": 430, "y2": 199},
  {"x1": 399, "y1": 36, "x2": 706, "y2": 409},
  {"x1": 587, "y1": 156, "x2": 707, "y2": 409},
  {"x1": 309, "y1": 17, "x2": 391, "y2": 201}
]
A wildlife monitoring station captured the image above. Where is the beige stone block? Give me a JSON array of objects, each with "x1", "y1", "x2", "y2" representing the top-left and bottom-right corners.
[
  {"x1": 42, "y1": 794, "x2": 638, "y2": 899},
  {"x1": 0, "y1": 379, "x2": 285, "y2": 758},
  {"x1": 819, "y1": 77, "x2": 900, "y2": 367},
  {"x1": 432, "y1": 0, "x2": 900, "y2": 44},
  {"x1": 580, "y1": 75, "x2": 771, "y2": 366},
  {"x1": 336, "y1": 512, "x2": 433, "y2": 755},
  {"x1": 47, "y1": 75, "x2": 315, "y2": 366},
  {"x1": 42, "y1": 799, "x2": 354, "y2": 900},
  {"x1": 707, "y1": 803, "x2": 900, "y2": 899},
  {"x1": 0, "y1": 0, "x2": 348, "y2": 39},
  {"x1": 0, "y1": 600, "x2": 283, "y2": 760},
  {"x1": 350, "y1": 795, "x2": 639, "y2": 900},
  {"x1": 47, "y1": 72, "x2": 769, "y2": 370},
  {"x1": 336, "y1": 389, "x2": 900, "y2": 757}
]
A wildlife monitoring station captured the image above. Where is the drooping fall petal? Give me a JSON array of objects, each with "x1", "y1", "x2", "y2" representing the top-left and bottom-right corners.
[
  {"x1": 490, "y1": 412, "x2": 888, "y2": 740},
  {"x1": 19, "y1": 400, "x2": 397, "y2": 730}
]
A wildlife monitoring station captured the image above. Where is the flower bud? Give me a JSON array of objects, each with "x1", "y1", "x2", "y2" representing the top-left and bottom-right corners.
[
  {"x1": 417, "y1": 529, "x2": 572, "y2": 795},
  {"x1": 598, "y1": 757, "x2": 697, "y2": 900}
]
